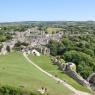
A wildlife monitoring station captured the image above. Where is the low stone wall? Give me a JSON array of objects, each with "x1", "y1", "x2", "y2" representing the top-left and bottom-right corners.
[
  {"x1": 52, "y1": 58, "x2": 90, "y2": 87},
  {"x1": 64, "y1": 70, "x2": 90, "y2": 87}
]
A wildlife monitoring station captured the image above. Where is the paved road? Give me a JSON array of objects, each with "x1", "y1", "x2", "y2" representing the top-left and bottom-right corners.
[{"x1": 23, "y1": 52, "x2": 90, "y2": 95}]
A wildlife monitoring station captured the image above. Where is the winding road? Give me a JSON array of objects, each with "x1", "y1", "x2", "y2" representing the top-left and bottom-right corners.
[{"x1": 23, "y1": 52, "x2": 91, "y2": 95}]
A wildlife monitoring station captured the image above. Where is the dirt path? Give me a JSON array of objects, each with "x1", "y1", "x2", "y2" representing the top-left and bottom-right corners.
[{"x1": 23, "y1": 52, "x2": 90, "y2": 95}]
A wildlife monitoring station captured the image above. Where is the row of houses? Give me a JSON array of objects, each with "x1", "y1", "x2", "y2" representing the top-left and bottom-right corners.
[
  {"x1": 14, "y1": 27, "x2": 63, "y2": 46},
  {"x1": 0, "y1": 27, "x2": 63, "y2": 55}
]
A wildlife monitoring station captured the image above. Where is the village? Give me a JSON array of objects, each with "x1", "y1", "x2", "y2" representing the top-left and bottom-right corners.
[{"x1": 0, "y1": 26, "x2": 63, "y2": 55}]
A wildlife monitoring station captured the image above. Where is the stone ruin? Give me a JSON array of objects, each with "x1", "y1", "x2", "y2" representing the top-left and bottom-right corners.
[
  {"x1": 88, "y1": 73, "x2": 95, "y2": 90},
  {"x1": 0, "y1": 40, "x2": 16, "y2": 55},
  {"x1": 51, "y1": 57, "x2": 90, "y2": 87}
]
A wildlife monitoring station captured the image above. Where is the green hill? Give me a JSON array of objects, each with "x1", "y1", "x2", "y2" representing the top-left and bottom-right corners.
[{"x1": 0, "y1": 52, "x2": 72, "y2": 95}]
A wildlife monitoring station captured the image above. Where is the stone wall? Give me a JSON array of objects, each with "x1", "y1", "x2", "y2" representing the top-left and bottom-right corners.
[
  {"x1": 51, "y1": 58, "x2": 90, "y2": 87},
  {"x1": 64, "y1": 70, "x2": 90, "y2": 87}
]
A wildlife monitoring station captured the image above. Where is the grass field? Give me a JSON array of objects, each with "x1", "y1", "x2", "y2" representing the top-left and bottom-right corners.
[
  {"x1": 0, "y1": 52, "x2": 72, "y2": 95},
  {"x1": 46, "y1": 27, "x2": 62, "y2": 33},
  {"x1": 28, "y1": 55, "x2": 91, "y2": 93}
]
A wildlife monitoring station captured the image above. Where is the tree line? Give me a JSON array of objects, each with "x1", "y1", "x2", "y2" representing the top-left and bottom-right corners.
[{"x1": 48, "y1": 35, "x2": 95, "y2": 79}]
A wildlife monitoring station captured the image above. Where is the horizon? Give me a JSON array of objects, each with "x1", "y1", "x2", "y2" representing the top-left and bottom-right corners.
[
  {"x1": 0, "y1": 0, "x2": 95, "y2": 22},
  {"x1": 1, "y1": 20, "x2": 95, "y2": 24}
]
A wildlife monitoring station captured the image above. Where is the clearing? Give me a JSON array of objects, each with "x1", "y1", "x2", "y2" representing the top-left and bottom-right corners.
[{"x1": 46, "y1": 27, "x2": 62, "y2": 33}]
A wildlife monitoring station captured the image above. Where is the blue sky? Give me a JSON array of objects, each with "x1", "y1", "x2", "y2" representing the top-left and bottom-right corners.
[{"x1": 0, "y1": 0, "x2": 95, "y2": 22}]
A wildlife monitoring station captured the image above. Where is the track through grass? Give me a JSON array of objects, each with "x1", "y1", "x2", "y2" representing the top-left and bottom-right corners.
[{"x1": 0, "y1": 52, "x2": 72, "y2": 95}]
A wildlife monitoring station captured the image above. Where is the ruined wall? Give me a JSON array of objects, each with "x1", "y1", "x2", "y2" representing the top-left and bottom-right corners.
[{"x1": 64, "y1": 70, "x2": 90, "y2": 87}]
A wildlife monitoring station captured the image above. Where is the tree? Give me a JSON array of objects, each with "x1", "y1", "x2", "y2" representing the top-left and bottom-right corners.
[
  {"x1": 14, "y1": 41, "x2": 22, "y2": 47},
  {"x1": 6, "y1": 46, "x2": 10, "y2": 52},
  {"x1": 82, "y1": 48, "x2": 94, "y2": 57},
  {"x1": 48, "y1": 40, "x2": 58, "y2": 56},
  {"x1": 61, "y1": 38, "x2": 75, "y2": 51},
  {"x1": 63, "y1": 50, "x2": 94, "y2": 79},
  {"x1": 0, "y1": 44, "x2": 2, "y2": 52},
  {"x1": 77, "y1": 62, "x2": 93, "y2": 79},
  {"x1": 57, "y1": 42, "x2": 64, "y2": 55}
]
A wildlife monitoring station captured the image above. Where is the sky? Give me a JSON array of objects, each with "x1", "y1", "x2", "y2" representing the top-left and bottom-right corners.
[{"x1": 0, "y1": 0, "x2": 95, "y2": 22}]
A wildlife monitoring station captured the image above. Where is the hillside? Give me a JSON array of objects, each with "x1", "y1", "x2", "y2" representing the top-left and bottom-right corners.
[
  {"x1": 0, "y1": 52, "x2": 72, "y2": 95},
  {"x1": 28, "y1": 55, "x2": 91, "y2": 93}
]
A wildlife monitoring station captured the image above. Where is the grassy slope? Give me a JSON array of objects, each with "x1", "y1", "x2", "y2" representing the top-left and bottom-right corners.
[
  {"x1": 29, "y1": 55, "x2": 91, "y2": 93},
  {"x1": 0, "y1": 52, "x2": 72, "y2": 95}
]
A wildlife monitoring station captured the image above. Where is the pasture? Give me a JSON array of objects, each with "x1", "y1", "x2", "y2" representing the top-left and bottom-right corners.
[{"x1": 0, "y1": 52, "x2": 72, "y2": 95}]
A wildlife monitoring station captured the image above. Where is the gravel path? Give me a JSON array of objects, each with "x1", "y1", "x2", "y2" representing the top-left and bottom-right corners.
[{"x1": 23, "y1": 52, "x2": 91, "y2": 95}]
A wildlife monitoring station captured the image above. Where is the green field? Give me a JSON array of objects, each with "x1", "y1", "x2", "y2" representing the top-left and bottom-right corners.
[
  {"x1": 29, "y1": 55, "x2": 91, "y2": 93},
  {"x1": 46, "y1": 27, "x2": 62, "y2": 33},
  {"x1": 0, "y1": 52, "x2": 72, "y2": 95}
]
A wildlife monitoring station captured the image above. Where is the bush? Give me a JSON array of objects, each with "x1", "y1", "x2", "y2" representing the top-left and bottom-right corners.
[
  {"x1": 0, "y1": 85, "x2": 45, "y2": 95},
  {"x1": 0, "y1": 85, "x2": 21, "y2": 95}
]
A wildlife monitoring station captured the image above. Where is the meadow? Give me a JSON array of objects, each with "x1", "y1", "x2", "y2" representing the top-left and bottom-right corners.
[
  {"x1": 46, "y1": 27, "x2": 62, "y2": 33},
  {"x1": 0, "y1": 52, "x2": 72, "y2": 95}
]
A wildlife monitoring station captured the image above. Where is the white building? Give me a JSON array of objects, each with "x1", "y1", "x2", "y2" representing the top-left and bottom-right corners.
[{"x1": 31, "y1": 49, "x2": 40, "y2": 56}]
